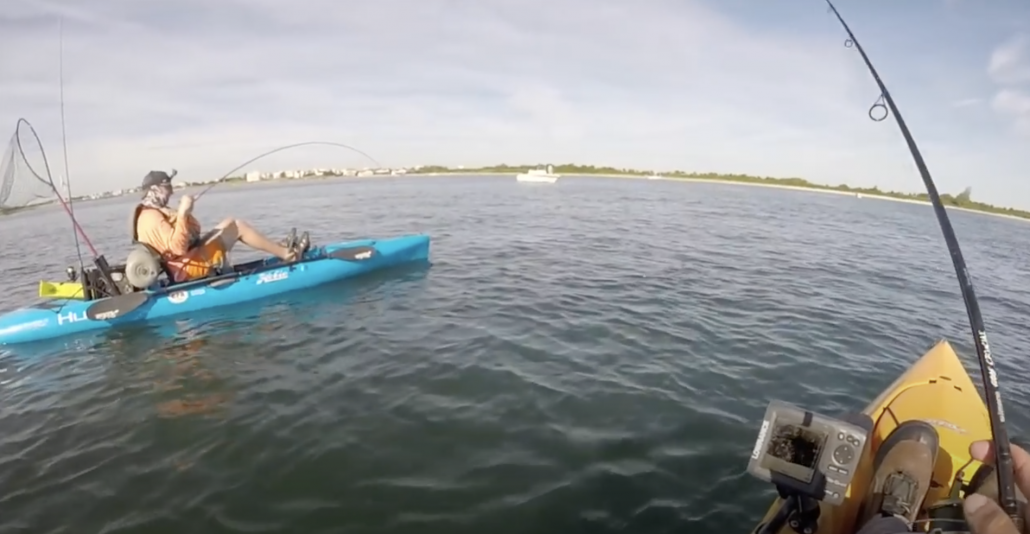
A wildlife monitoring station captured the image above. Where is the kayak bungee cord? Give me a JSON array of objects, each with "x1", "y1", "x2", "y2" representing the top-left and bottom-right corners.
[
  {"x1": 193, "y1": 141, "x2": 384, "y2": 201},
  {"x1": 825, "y1": 0, "x2": 1020, "y2": 525}
]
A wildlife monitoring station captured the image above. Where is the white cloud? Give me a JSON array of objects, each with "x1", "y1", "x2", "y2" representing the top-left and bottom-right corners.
[
  {"x1": 987, "y1": 33, "x2": 1030, "y2": 139},
  {"x1": 993, "y1": 89, "x2": 1030, "y2": 134},
  {"x1": 989, "y1": 34, "x2": 1030, "y2": 85},
  {"x1": 1, "y1": 0, "x2": 1028, "y2": 207}
]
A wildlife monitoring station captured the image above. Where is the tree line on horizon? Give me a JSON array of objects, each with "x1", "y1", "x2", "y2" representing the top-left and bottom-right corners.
[
  {"x1": 3, "y1": 164, "x2": 1025, "y2": 221},
  {"x1": 410, "y1": 164, "x2": 1027, "y2": 220}
]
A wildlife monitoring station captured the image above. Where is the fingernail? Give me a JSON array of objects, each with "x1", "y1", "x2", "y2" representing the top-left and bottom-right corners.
[
  {"x1": 971, "y1": 440, "x2": 991, "y2": 460},
  {"x1": 965, "y1": 493, "x2": 990, "y2": 514}
]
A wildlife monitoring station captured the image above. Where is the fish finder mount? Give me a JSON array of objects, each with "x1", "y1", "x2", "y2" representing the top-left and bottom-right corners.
[{"x1": 749, "y1": 401, "x2": 871, "y2": 534}]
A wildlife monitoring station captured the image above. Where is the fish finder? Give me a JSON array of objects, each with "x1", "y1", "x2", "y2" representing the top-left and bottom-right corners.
[{"x1": 747, "y1": 400, "x2": 869, "y2": 506}]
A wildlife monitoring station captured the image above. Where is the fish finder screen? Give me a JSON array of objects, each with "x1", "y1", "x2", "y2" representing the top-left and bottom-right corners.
[{"x1": 763, "y1": 423, "x2": 825, "y2": 482}]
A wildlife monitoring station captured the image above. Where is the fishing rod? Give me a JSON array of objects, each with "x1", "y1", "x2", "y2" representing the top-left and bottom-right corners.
[
  {"x1": 193, "y1": 141, "x2": 383, "y2": 201},
  {"x1": 824, "y1": 0, "x2": 1020, "y2": 524},
  {"x1": 57, "y1": 17, "x2": 90, "y2": 277},
  {"x1": 7, "y1": 21, "x2": 101, "y2": 262}
]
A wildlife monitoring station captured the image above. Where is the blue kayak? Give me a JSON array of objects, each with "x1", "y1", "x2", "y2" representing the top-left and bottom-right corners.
[{"x1": 0, "y1": 233, "x2": 431, "y2": 345}]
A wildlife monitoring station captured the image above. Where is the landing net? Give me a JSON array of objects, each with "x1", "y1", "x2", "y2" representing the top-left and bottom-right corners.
[{"x1": 0, "y1": 119, "x2": 60, "y2": 214}]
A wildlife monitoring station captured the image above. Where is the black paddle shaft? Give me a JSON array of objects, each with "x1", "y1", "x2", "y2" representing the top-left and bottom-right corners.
[
  {"x1": 81, "y1": 245, "x2": 378, "y2": 322},
  {"x1": 329, "y1": 245, "x2": 378, "y2": 262}
]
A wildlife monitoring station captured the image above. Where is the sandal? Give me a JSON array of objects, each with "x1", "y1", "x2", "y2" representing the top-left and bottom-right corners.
[
  {"x1": 282, "y1": 232, "x2": 311, "y2": 264},
  {"x1": 295, "y1": 231, "x2": 311, "y2": 255},
  {"x1": 279, "y1": 228, "x2": 297, "y2": 249}
]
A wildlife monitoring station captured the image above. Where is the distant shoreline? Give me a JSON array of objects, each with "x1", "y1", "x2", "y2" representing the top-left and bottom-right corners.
[
  {"x1": 4, "y1": 167, "x2": 1026, "y2": 223},
  {"x1": 405, "y1": 171, "x2": 1030, "y2": 223}
]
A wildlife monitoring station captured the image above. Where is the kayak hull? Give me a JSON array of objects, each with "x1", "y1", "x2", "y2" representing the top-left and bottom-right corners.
[
  {"x1": 752, "y1": 339, "x2": 991, "y2": 533},
  {"x1": 0, "y1": 233, "x2": 431, "y2": 345}
]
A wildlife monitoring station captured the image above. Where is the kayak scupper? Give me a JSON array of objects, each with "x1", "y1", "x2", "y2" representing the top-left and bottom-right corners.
[{"x1": 0, "y1": 233, "x2": 430, "y2": 345}]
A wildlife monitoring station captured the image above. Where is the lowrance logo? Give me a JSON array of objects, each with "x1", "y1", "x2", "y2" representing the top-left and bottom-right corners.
[
  {"x1": 751, "y1": 419, "x2": 770, "y2": 460},
  {"x1": 93, "y1": 310, "x2": 119, "y2": 320}
]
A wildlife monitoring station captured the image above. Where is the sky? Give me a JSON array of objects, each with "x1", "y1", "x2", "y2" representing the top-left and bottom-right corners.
[{"x1": 1, "y1": 0, "x2": 1029, "y2": 208}]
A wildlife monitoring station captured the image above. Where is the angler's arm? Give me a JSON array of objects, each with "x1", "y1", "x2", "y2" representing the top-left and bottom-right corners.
[{"x1": 137, "y1": 209, "x2": 192, "y2": 256}]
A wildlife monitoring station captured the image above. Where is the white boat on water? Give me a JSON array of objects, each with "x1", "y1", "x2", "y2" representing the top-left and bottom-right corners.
[
  {"x1": 646, "y1": 173, "x2": 663, "y2": 180},
  {"x1": 516, "y1": 165, "x2": 560, "y2": 184}
]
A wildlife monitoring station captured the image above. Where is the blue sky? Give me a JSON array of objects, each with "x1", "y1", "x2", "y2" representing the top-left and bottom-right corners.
[{"x1": 2, "y1": 0, "x2": 1029, "y2": 208}]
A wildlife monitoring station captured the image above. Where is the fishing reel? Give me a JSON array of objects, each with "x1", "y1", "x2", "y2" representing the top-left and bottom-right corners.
[
  {"x1": 921, "y1": 463, "x2": 1030, "y2": 534},
  {"x1": 922, "y1": 498, "x2": 971, "y2": 534}
]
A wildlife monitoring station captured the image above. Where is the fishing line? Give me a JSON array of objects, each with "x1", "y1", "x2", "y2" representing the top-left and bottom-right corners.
[
  {"x1": 57, "y1": 17, "x2": 88, "y2": 278},
  {"x1": 825, "y1": 0, "x2": 1020, "y2": 524},
  {"x1": 193, "y1": 141, "x2": 383, "y2": 201}
]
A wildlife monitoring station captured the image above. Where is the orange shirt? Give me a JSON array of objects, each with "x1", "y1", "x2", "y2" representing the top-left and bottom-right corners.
[
  {"x1": 135, "y1": 207, "x2": 216, "y2": 281},
  {"x1": 135, "y1": 207, "x2": 199, "y2": 258}
]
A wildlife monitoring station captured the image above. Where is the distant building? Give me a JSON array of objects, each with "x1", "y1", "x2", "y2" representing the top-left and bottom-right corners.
[{"x1": 245, "y1": 171, "x2": 262, "y2": 182}]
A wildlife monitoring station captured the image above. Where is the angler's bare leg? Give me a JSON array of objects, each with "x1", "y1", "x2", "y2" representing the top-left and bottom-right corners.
[{"x1": 212, "y1": 218, "x2": 295, "y2": 261}]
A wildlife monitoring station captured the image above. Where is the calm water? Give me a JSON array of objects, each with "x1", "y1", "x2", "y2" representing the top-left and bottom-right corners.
[{"x1": 2, "y1": 175, "x2": 1030, "y2": 534}]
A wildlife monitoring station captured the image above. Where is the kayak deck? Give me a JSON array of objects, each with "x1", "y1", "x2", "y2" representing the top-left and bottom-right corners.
[{"x1": 752, "y1": 340, "x2": 991, "y2": 533}]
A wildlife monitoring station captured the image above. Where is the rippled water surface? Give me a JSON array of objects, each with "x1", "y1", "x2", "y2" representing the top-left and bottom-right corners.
[{"x1": 2, "y1": 175, "x2": 1030, "y2": 534}]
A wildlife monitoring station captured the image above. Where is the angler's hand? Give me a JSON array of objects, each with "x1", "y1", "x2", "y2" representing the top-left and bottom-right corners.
[
  {"x1": 177, "y1": 194, "x2": 194, "y2": 216},
  {"x1": 964, "y1": 440, "x2": 1030, "y2": 534}
]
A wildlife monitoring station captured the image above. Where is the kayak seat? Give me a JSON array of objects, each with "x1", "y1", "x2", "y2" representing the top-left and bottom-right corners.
[
  {"x1": 125, "y1": 240, "x2": 229, "y2": 288},
  {"x1": 127, "y1": 204, "x2": 226, "y2": 288},
  {"x1": 125, "y1": 242, "x2": 176, "y2": 290}
]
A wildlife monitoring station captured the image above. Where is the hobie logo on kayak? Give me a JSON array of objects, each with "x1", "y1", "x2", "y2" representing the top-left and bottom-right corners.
[
  {"x1": 257, "y1": 269, "x2": 289, "y2": 285},
  {"x1": 924, "y1": 418, "x2": 967, "y2": 435},
  {"x1": 354, "y1": 250, "x2": 372, "y2": 260},
  {"x1": 93, "y1": 310, "x2": 119, "y2": 321}
]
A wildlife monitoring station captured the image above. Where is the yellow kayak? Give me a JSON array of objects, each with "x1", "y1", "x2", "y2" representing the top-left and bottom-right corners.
[{"x1": 751, "y1": 339, "x2": 994, "y2": 533}]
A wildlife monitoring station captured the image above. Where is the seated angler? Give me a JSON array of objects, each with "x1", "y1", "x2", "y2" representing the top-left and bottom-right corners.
[{"x1": 132, "y1": 170, "x2": 309, "y2": 283}]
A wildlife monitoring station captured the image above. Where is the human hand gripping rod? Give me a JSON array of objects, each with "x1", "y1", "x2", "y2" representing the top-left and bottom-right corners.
[{"x1": 823, "y1": 0, "x2": 1020, "y2": 526}]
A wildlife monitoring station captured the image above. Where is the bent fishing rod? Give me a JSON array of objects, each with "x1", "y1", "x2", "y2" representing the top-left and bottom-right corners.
[
  {"x1": 11, "y1": 130, "x2": 381, "y2": 250},
  {"x1": 193, "y1": 141, "x2": 383, "y2": 201},
  {"x1": 14, "y1": 19, "x2": 382, "y2": 274},
  {"x1": 824, "y1": 0, "x2": 1020, "y2": 523}
]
